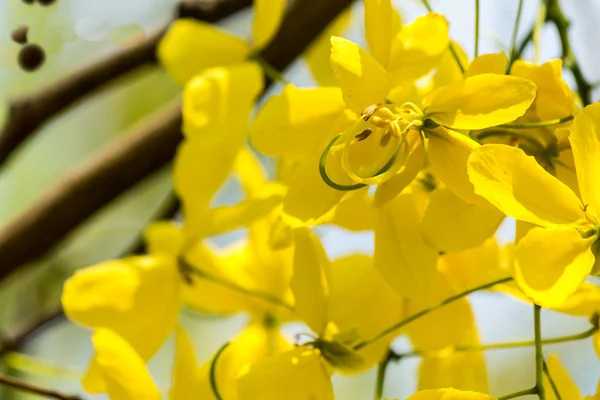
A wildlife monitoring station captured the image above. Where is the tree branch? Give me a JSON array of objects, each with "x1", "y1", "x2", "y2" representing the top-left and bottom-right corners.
[
  {"x1": 0, "y1": 0, "x2": 252, "y2": 168},
  {"x1": 0, "y1": 0, "x2": 354, "y2": 281},
  {"x1": 0, "y1": 373, "x2": 84, "y2": 400}
]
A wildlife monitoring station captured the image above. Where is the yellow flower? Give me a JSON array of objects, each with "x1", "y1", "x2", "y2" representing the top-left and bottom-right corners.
[
  {"x1": 406, "y1": 388, "x2": 497, "y2": 400},
  {"x1": 158, "y1": 0, "x2": 287, "y2": 85},
  {"x1": 468, "y1": 103, "x2": 600, "y2": 308},
  {"x1": 237, "y1": 228, "x2": 403, "y2": 399}
]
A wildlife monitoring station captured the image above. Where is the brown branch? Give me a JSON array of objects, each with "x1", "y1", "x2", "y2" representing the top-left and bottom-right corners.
[
  {"x1": 0, "y1": 0, "x2": 354, "y2": 282},
  {"x1": 0, "y1": 0, "x2": 252, "y2": 168},
  {"x1": 0, "y1": 373, "x2": 84, "y2": 400}
]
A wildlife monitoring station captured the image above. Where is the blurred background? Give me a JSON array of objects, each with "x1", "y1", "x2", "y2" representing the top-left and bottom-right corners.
[{"x1": 1, "y1": 0, "x2": 600, "y2": 398}]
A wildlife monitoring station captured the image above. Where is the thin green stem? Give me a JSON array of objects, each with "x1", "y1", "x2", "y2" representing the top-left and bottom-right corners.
[
  {"x1": 180, "y1": 259, "x2": 294, "y2": 311},
  {"x1": 543, "y1": 359, "x2": 563, "y2": 400},
  {"x1": 354, "y1": 277, "x2": 513, "y2": 350},
  {"x1": 251, "y1": 53, "x2": 289, "y2": 84},
  {"x1": 498, "y1": 387, "x2": 538, "y2": 400},
  {"x1": 420, "y1": 0, "x2": 465, "y2": 73},
  {"x1": 507, "y1": 0, "x2": 525, "y2": 73},
  {"x1": 500, "y1": 115, "x2": 573, "y2": 129},
  {"x1": 474, "y1": 0, "x2": 480, "y2": 57},
  {"x1": 391, "y1": 325, "x2": 597, "y2": 360},
  {"x1": 0, "y1": 374, "x2": 83, "y2": 400},
  {"x1": 534, "y1": 305, "x2": 546, "y2": 400},
  {"x1": 475, "y1": 129, "x2": 545, "y2": 151},
  {"x1": 209, "y1": 343, "x2": 230, "y2": 400},
  {"x1": 374, "y1": 352, "x2": 393, "y2": 400}
]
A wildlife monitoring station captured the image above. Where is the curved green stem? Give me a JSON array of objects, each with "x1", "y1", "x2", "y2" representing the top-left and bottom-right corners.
[
  {"x1": 498, "y1": 387, "x2": 538, "y2": 400},
  {"x1": 507, "y1": 0, "x2": 525, "y2": 73},
  {"x1": 543, "y1": 359, "x2": 563, "y2": 400},
  {"x1": 474, "y1": 0, "x2": 480, "y2": 57},
  {"x1": 374, "y1": 351, "x2": 393, "y2": 400},
  {"x1": 210, "y1": 343, "x2": 230, "y2": 400},
  {"x1": 180, "y1": 258, "x2": 294, "y2": 311},
  {"x1": 501, "y1": 115, "x2": 574, "y2": 129},
  {"x1": 474, "y1": 129, "x2": 546, "y2": 151},
  {"x1": 354, "y1": 277, "x2": 513, "y2": 351},
  {"x1": 319, "y1": 134, "x2": 403, "y2": 192},
  {"x1": 534, "y1": 305, "x2": 546, "y2": 399},
  {"x1": 391, "y1": 325, "x2": 597, "y2": 360}
]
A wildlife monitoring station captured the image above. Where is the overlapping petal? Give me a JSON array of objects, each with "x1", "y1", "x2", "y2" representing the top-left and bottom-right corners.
[{"x1": 252, "y1": 0, "x2": 286, "y2": 50}]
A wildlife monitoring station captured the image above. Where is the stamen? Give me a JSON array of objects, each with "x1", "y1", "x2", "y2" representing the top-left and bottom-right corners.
[
  {"x1": 370, "y1": 116, "x2": 388, "y2": 128},
  {"x1": 380, "y1": 130, "x2": 392, "y2": 147},
  {"x1": 390, "y1": 121, "x2": 402, "y2": 138},
  {"x1": 355, "y1": 128, "x2": 373, "y2": 141},
  {"x1": 361, "y1": 104, "x2": 378, "y2": 121},
  {"x1": 379, "y1": 107, "x2": 395, "y2": 120}
]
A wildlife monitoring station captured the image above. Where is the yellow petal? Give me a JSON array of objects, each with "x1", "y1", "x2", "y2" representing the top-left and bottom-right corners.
[
  {"x1": 374, "y1": 191, "x2": 438, "y2": 300},
  {"x1": 551, "y1": 282, "x2": 600, "y2": 317},
  {"x1": 544, "y1": 355, "x2": 583, "y2": 400},
  {"x1": 468, "y1": 144, "x2": 584, "y2": 227},
  {"x1": 305, "y1": 10, "x2": 353, "y2": 86},
  {"x1": 62, "y1": 256, "x2": 180, "y2": 359},
  {"x1": 252, "y1": 0, "x2": 286, "y2": 50},
  {"x1": 291, "y1": 227, "x2": 331, "y2": 334},
  {"x1": 569, "y1": 103, "x2": 600, "y2": 218},
  {"x1": 330, "y1": 36, "x2": 392, "y2": 112},
  {"x1": 329, "y1": 255, "x2": 403, "y2": 370},
  {"x1": 407, "y1": 388, "x2": 497, "y2": 400},
  {"x1": 238, "y1": 347, "x2": 333, "y2": 400},
  {"x1": 364, "y1": 0, "x2": 400, "y2": 66},
  {"x1": 92, "y1": 329, "x2": 161, "y2": 400},
  {"x1": 408, "y1": 272, "x2": 487, "y2": 393},
  {"x1": 465, "y1": 52, "x2": 508, "y2": 76},
  {"x1": 331, "y1": 189, "x2": 376, "y2": 231},
  {"x1": 170, "y1": 327, "x2": 209, "y2": 400},
  {"x1": 421, "y1": 188, "x2": 504, "y2": 253},
  {"x1": 423, "y1": 74, "x2": 536, "y2": 130},
  {"x1": 249, "y1": 85, "x2": 347, "y2": 161},
  {"x1": 234, "y1": 148, "x2": 267, "y2": 197},
  {"x1": 373, "y1": 133, "x2": 425, "y2": 207},
  {"x1": 428, "y1": 127, "x2": 493, "y2": 209},
  {"x1": 158, "y1": 20, "x2": 249, "y2": 85},
  {"x1": 282, "y1": 150, "x2": 346, "y2": 223},
  {"x1": 514, "y1": 226, "x2": 595, "y2": 308},
  {"x1": 432, "y1": 42, "x2": 469, "y2": 88},
  {"x1": 144, "y1": 221, "x2": 184, "y2": 257},
  {"x1": 388, "y1": 13, "x2": 449, "y2": 85}
]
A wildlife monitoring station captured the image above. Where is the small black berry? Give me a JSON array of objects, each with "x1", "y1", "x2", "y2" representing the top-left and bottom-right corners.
[{"x1": 18, "y1": 44, "x2": 45, "y2": 72}]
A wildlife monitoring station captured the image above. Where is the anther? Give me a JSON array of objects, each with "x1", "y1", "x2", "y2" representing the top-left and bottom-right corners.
[
  {"x1": 380, "y1": 130, "x2": 392, "y2": 147},
  {"x1": 11, "y1": 25, "x2": 29, "y2": 45},
  {"x1": 361, "y1": 104, "x2": 378, "y2": 121},
  {"x1": 355, "y1": 128, "x2": 373, "y2": 142}
]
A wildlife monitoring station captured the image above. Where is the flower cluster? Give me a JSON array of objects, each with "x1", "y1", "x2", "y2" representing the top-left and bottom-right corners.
[{"x1": 60, "y1": 1, "x2": 600, "y2": 399}]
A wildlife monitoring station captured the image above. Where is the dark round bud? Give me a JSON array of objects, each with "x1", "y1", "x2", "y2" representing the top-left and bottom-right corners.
[
  {"x1": 18, "y1": 44, "x2": 46, "y2": 72},
  {"x1": 11, "y1": 25, "x2": 29, "y2": 45},
  {"x1": 36, "y1": 0, "x2": 57, "y2": 4}
]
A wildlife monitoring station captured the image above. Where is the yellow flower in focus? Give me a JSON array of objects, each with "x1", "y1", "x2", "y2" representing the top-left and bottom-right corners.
[
  {"x1": 468, "y1": 103, "x2": 600, "y2": 308},
  {"x1": 158, "y1": 0, "x2": 287, "y2": 85}
]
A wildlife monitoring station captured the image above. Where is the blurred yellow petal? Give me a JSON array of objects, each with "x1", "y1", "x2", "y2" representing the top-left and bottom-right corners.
[
  {"x1": 283, "y1": 150, "x2": 347, "y2": 223},
  {"x1": 432, "y1": 42, "x2": 469, "y2": 88},
  {"x1": 569, "y1": 103, "x2": 600, "y2": 218},
  {"x1": 249, "y1": 85, "x2": 347, "y2": 160},
  {"x1": 291, "y1": 227, "x2": 331, "y2": 334},
  {"x1": 234, "y1": 148, "x2": 267, "y2": 196},
  {"x1": 544, "y1": 355, "x2": 583, "y2": 400},
  {"x1": 144, "y1": 221, "x2": 184, "y2": 257},
  {"x1": 238, "y1": 347, "x2": 333, "y2": 400},
  {"x1": 428, "y1": 127, "x2": 493, "y2": 209},
  {"x1": 423, "y1": 74, "x2": 536, "y2": 130},
  {"x1": 158, "y1": 20, "x2": 249, "y2": 85},
  {"x1": 465, "y1": 52, "x2": 508, "y2": 76},
  {"x1": 407, "y1": 388, "x2": 496, "y2": 400},
  {"x1": 373, "y1": 133, "x2": 425, "y2": 207},
  {"x1": 515, "y1": 226, "x2": 595, "y2": 308},
  {"x1": 364, "y1": 0, "x2": 399, "y2": 66},
  {"x1": 421, "y1": 188, "x2": 504, "y2": 252},
  {"x1": 440, "y1": 238, "x2": 508, "y2": 292},
  {"x1": 305, "y1": 10, "x2": 352, "y2": 86},
  {"x1": 374, "y1": 191, "x2": 438, "y2": 300},
  {"x1": 408, "y1": 272, "x2": 487, "y2": 393},
  {"x1": 329, "y1": 255, "x2": 402, "y2": 370},
  {"x1": 468, "y1": 144, "x2": 584, "y2": 227},
  {"x1": 62, "y1": 256, "x2": 180, "y2": 359},
  {"x1": 331, "y1": 188, "x2": 376, "y2": 231},
  {"x1": 252, "y1": 0, "x2": 286, "y2": 49},
  {"x1": 92, "y1": 329, "x2": 161, "y2": 400},
  {"x1": 170, "y1": 327, "x2": 209, "y2": 400},
  {"x1": 388, "y1": 13, "x2": 449, "y2": 85},
  {"x1": 330, "y1": 36, "x2": 392, "y2": 112}
]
